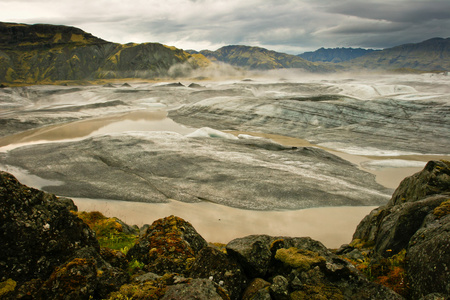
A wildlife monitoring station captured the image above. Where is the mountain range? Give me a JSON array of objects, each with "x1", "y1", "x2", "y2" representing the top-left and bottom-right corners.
[
  {"x1": 194, "y1": 38, "x2": 449, "y2": 72},
  {"x1": 341, "y1": 37, "x2": 450, "y2": 72},
  {"x1": 297, "y1": 47, "x2": 377, "y2": 63},
  {"x1": 0, "y1": 22, "x2": 449, "y2": 84},
  {"x1": 188, "y1": 45, "x2": 336, "y2": 72}
]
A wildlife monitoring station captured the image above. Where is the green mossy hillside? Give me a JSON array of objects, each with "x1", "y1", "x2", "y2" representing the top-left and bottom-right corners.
[{"x1": 0, "y1": 22, "x2": 210, "y2": 85}]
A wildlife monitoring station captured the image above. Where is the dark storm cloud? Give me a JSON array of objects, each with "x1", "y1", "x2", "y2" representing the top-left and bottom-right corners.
[
  {"x1": 0, "y1": 0, "x2": 448, "y2": 54},
  {"x1": 327, "y1": 0, "x2": 450, "y2": 23}
]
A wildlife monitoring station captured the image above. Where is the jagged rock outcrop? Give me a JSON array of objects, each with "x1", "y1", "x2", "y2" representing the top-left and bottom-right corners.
[
  {"x1": 351, "y1": 160, "x2": 450, "y2": 298},
  {"x1": 0, "y1": 171, "x2": 128, "y2": 299},
  {"x1": 0, "y1": 171, "x2": 98, "y2": 283}
]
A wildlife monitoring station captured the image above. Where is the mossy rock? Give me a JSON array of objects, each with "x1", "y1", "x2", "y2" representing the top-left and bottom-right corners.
[
  {"x1": 126, "y1": 216, "x2": 208, "y2": 275},
  {"x1": 37, "y1": 257, "x2": 97, "y2": 299},
  {"x1": 433, "y1": 198, "x2": 450, "y2": 218},
  {"x1": 275, "y1": 247, "x2": 326, "y2": 271},
  {"x1": 107, "y1": 273, "x2": 175, "y2": 300},
  {"x1": 0, "y1": 279, "x2": 17, "y2": 298}
]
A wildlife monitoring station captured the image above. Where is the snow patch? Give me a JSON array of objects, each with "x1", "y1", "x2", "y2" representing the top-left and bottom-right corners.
[
  {"x1": 318, "y1": 142, "x2": 423, "y2": 156},
  {"x1": 237, "y1": 134, "x2": 264, "y2": 140},
  {"x1": 186, "y1": 127, "x2": 239, "y2": 140},
  {"x1": 361, "y1": 159, "x2": 427, "y2": 170}
]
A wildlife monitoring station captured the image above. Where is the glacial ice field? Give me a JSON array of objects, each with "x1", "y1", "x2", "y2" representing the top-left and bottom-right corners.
[{"x1": 1, "y1": 72, "x2": 449, "y2": 246}]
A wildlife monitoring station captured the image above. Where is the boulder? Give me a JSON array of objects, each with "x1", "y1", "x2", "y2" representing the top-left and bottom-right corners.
[
  {"x1": 0, "y1": 171, "x2": 99, "y2": 283},
  {"x1": 226, "y1": 235, "x2": 273, "y2": 278},
  {"x1": 0, "y1": 171, "x2": 129, "y2": 299},
  {"x1": 161, "y1": 278, "x2": 227, "y2": 300},
  {"x1": 126, "y1": 215, "x2": 208, "y2": 275},
  {"x1": 189, "y1": 246, "x2": 247, "y2": 299},
  {"x1": 406, "y1": 213, "x2": 450, "y2": 299},
  {"x1": 352, "y1": 160, "x2": 450, "y2": 257},
  {"x1": 350, "y1": 160, "x2": 450, "y2": 298},
  {"x1": 389, "y1": 160, "x2": 450, "y2": 206}
]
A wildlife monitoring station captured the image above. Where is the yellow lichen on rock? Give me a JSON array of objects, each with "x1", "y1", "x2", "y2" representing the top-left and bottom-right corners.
[
  {"x1": 274, "y1": 247, "x2": 325, "y2": 271},
  {"x1": 0, "y1": 279, "x2": 17, "y2": 297},
  {"x1": 433, "y1": 199, "x2": 450, "y2": 218}
]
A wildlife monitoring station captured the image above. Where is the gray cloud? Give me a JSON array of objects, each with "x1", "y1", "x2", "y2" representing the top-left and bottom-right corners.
[
  {"x1": 0, "y1": 0, "x2": 448, "y2": 54},
  {"x1": 327, "y1": 0, "x2": 450, "y2": 23}
]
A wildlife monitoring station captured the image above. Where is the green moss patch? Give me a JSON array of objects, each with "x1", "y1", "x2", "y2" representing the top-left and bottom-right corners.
[
  {"x1": 275, "y1": 247, "x2": 325, "y2": 271},
  {"x1": 75, "y1": 211, "x2": 138, "y2": 253}
]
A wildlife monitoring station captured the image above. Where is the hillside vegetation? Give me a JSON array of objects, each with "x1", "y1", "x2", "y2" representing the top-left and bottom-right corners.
[{"x1": 0, "y1": 22, "x2": 209, "y2": 84}]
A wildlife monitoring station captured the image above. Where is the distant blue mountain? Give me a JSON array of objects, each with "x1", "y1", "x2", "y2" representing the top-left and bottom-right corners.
[{"x1": 298, "y1": 47, "x2": 377, "y2": 63}]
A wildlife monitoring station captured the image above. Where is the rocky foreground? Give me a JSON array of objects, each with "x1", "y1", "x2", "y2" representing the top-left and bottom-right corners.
[{"x1": 0, "y1": 160, "x2": 449, "y2": 299}]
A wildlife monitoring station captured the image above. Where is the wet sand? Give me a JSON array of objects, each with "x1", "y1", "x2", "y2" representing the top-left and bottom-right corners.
[
  {"x1": 73, "y1": 197, "x2": 377, "y2": 249},
  {"x1": 0, "y1": 110, "x2": 195, "y2": 151}
]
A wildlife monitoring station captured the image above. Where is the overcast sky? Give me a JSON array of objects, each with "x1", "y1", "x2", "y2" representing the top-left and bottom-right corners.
[{"x1": 1, "y1": 0, "x2": 449, "y2": 54}]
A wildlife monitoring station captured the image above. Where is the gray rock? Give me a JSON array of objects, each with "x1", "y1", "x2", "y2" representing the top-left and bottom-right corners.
[
  {"x1": 242, "y1": 278, "x2": 271, "y2": 300},
  {"x1": 407, "y1": 214, "x2": 450, "y2": 299},
  {"x1": 269, "y1": 275, "x2": 289, "y2": 299},
  {"x1": 114, "y1": 217, "x2": 139, "y2": 235},
  {"x1": 189, "y1": 246, "x2": 247, "y2": 299},
  {"x1": 226, "y1": 235, "x2": 273, "y2": 278},
  {"x1": 133, "y1": 272, "x2": 161, "y2": 283},
  {"x1": 161, "y1": 278, "x2": 225, "y2": 300},
  {"x1": 351, "y1": 160, "x2": 450, "y2": 298},
  {"x1": 0, "y1": 171, "x2": 99, "y2": 283},
  {"x1": 0, "y1": 171, "x2": 128, "y2": 299},
  {"x1": 353, "y1": 161, "x2": 450, "y2": 257},
  {"x1": 389, "y1": 160, "x2": 450, "y2": 206},
  {"x1": 57, "y1": 196, "x2": 78, "y2": 211}
]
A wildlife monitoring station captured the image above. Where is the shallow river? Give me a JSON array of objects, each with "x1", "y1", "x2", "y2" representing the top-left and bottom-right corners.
[{"x1": 1, "y1": 109, "x2": 447, "y2": 248}]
